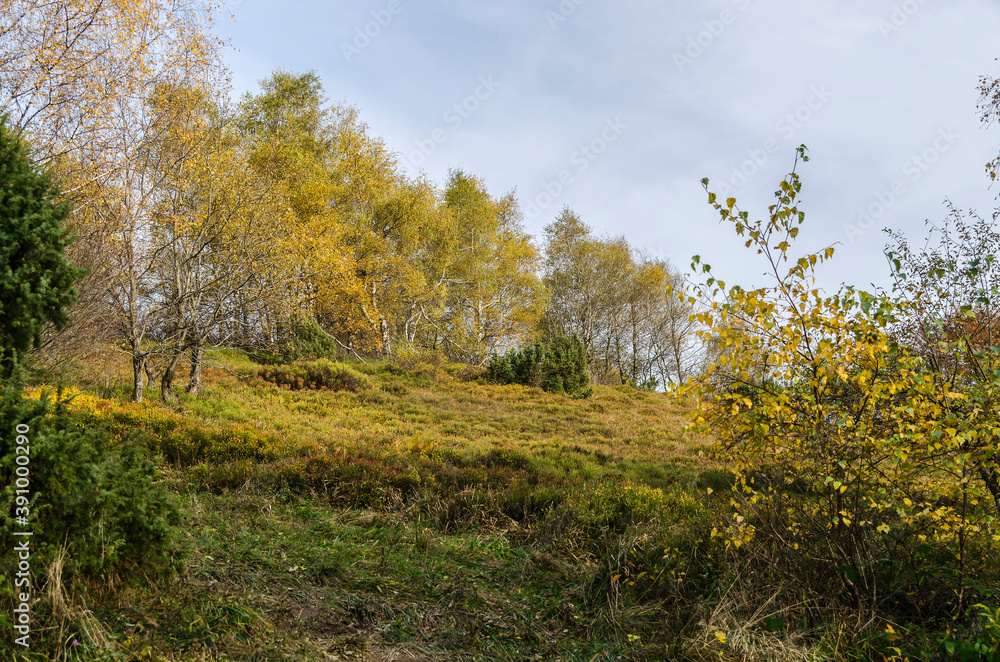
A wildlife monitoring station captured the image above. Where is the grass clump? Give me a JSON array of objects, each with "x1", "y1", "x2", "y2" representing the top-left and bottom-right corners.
[{"x1": 259, "y1": 358, "x2": 374, "y2": 393}]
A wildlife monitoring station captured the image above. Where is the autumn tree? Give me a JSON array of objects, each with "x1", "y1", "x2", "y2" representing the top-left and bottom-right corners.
[
  {"x1": 542, "y1": 208, "x2": 697, "y2": 387},
  {"x1": 651, "y1": 260, "x2": 702, "y2": 386},
  {"x1": 433, "y1": 170, "x2": 545, "y2": 363},
  {"x1": 237, "y1": 72, "x2": 550, "y2": 364},
  {"x1": 599, "y1": 255, "x2": 701, "y2": 389},
  {"x1": 337, "y1": 171, "x2": 428, "y2": 357},
  {"x1": 100, "y1": 74, "x2": 221, "y2": 403},
  {"x1": 396, "y1": 181, "x2": 456, "y2": 351},
  {"x1": 886, "y1": 204, "x2": 1000, "y2": 510},
  {"x1": 542, "y1": 208, "x2": 634, "y2": 381},
  {"x1": 237, "y1": 72, "x2": 447, "y2": 358},
  {"x1": 31, "y1": 157, "x2": 128, "y2": 379},
  {"x1": 145, "y1": 84, "x2": 288, "y2": 400},
  {"x1": 237, "y1": 72, "x2": 354, "y2": 350},
  {"x1": 0, "y1": 0, "x2": 224, "y2": 169},
  {"x1": 886, "y1": 205, "x2": 1000, "y2": 377},
  {"x1": 0, "y1": 0, "x2": 226, "y2": 400}
]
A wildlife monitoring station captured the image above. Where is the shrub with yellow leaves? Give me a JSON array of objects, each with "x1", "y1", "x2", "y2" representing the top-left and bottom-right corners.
[{"x1": 683, "y1": 147, "x2": 1000, "y2": 635}]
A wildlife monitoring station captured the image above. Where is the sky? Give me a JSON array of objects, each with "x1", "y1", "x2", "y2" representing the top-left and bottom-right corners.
[{"x1": 216, "y1": 0, "x2": 1000, "y2": 295}]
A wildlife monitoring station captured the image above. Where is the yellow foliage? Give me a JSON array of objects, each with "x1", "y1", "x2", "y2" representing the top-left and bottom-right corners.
[{"x1": 688, "y1": 150, "x2": 1000, "y2": 614}]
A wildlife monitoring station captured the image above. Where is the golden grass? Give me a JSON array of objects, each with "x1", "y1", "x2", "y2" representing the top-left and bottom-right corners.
[{"x1": 50, "y1": 350, "x2": 713, "y2": 488}]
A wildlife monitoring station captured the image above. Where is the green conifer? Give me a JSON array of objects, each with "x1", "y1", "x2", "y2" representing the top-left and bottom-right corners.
[{"x1": 0, "y1": 117, "x2": 83, "y2": 379}]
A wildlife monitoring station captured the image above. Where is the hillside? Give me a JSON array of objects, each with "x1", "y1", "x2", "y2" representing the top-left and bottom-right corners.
[{"x1": 25, "y1": 353, "x2": 737, "y2": 662}]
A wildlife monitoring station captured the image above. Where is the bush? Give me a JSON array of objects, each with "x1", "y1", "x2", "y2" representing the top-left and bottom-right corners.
[
  {"x1": 0, "y1": 385, "x2": 181, "y2": 637},
  {"x1": 250, "y1": 316, "x2": 342, "y2": 365},
  {"x1": 259, "y1": 359, "x2": 374, "y2": 392},
  {"x1": 689, "y1": 150, "x2": 1000, "y2": 646},
  {"x1": 488, "y1": 334, "x2": 592, "y2": 398},
  {"x1": 283, "y1": 316, "x2": 342, "y2": 362}
]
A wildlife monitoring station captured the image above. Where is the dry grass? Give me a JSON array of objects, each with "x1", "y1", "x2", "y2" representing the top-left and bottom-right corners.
[
  {"x1": 56, "y1": 349, "x2": 714, "y2": 490},
  {"x1": 40, "y1": 548, "x2": 115, "y2": 660},
  {"x1": 15, "y1": 350, "x2": 737, "y2": 661}
]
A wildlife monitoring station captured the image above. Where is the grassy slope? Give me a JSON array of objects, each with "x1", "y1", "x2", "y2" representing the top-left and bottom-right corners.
[
  {"x1": 179, "y1": 353, "x2": 706, "y2": 489},
  {"x1": 43, "y1": 354, "x2": 730, "y2": 661}
]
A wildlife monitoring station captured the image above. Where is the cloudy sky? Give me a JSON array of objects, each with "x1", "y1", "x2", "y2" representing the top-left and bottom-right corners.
[{"x1": 217, "y1": 0, "x2": 1000, "y2": 294}]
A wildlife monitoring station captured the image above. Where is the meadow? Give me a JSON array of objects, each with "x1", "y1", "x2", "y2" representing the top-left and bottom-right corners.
[{"x1": 11, "y1": 351, "x2": 753, "y2": 662}]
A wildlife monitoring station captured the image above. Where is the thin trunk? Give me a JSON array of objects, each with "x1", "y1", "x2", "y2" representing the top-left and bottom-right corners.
[
  {"x1": 380, "y1": 316, "x2": 391, "y2": 357},
  {"x1": 132, "y1": 352, "x2": 145, "y2": 403},
  {"x1": 187, "y1": 340, "x2": 204, "y2": 396},
  {"x1": 144, "y1": 356, "x2": 156, "y2": 389},
  {"x1": 672, "y1": 331, "x2": 685, "y2": 384},
  {"x1": 160, "y1": 348, "x2": 185, "y2": 402},
  {"x1": 368, "y1": 281, "x2": 392, "y2": 357},
  {"x1": 631, "y1": 302, "x2": 640, "y2": 384}
]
